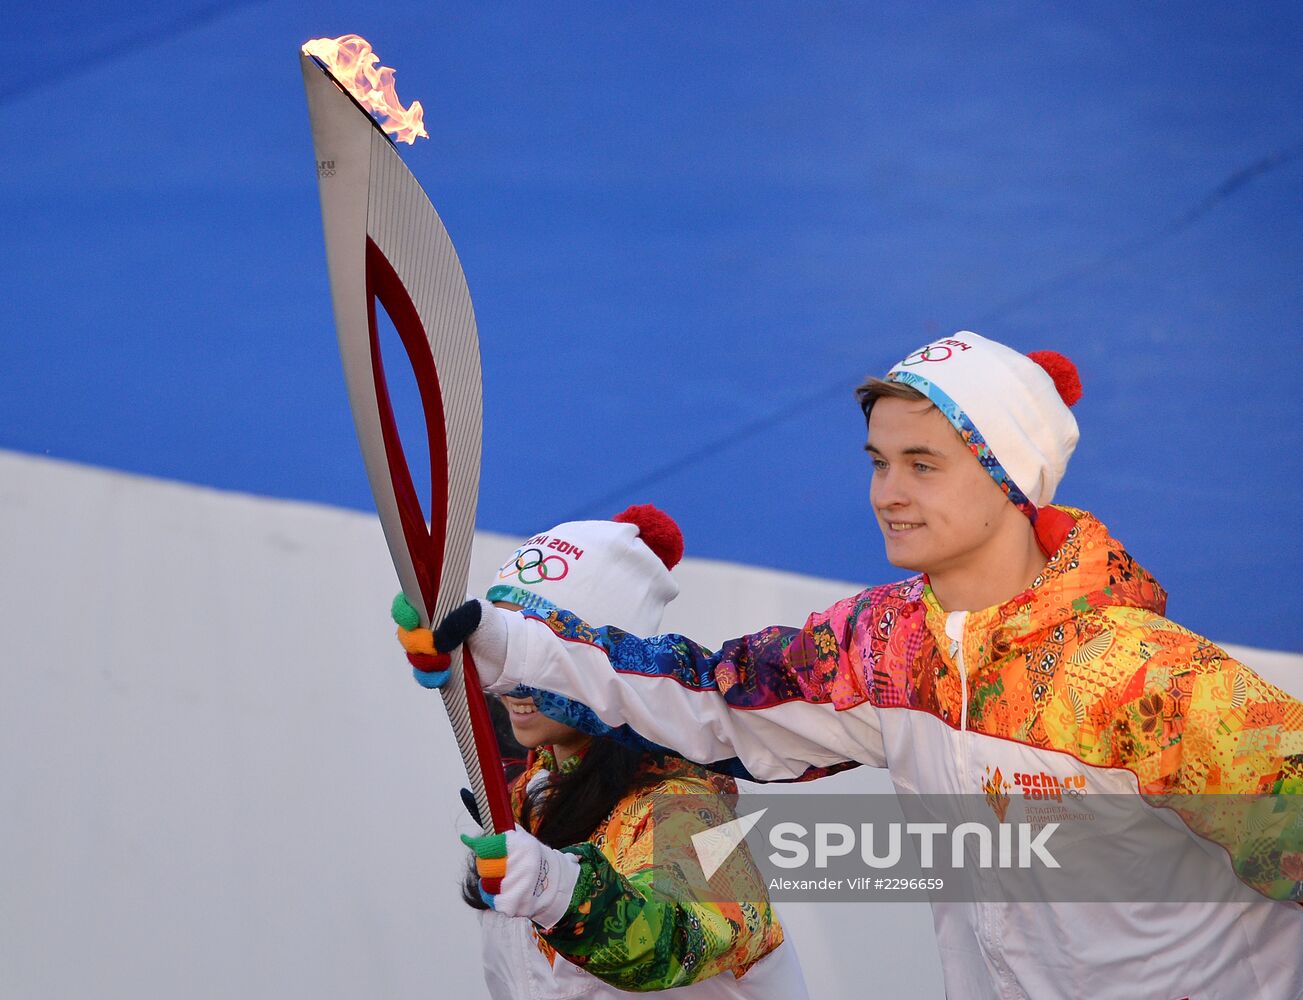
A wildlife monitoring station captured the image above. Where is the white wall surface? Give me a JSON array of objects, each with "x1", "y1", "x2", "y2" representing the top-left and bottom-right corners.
[{"x1": 2, "y1": 451, "x2": 1298, "y2": 999}]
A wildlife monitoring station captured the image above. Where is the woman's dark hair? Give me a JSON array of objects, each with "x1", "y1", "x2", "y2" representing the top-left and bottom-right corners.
[
  {"x1": 487, "y1": 695, "x2": 529, "y2": 786},
  {"x1": 461, "y1": 737, "x2": 676, "y2": 910}
]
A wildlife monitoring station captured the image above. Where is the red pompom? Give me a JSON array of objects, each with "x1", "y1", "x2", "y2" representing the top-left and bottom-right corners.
[
  {"x1": 1027, "y1": 350, "x2": 1083, "y2": 407},
  {"x1": 612, "y1": 504, "x2": 684, "y2": 570}
]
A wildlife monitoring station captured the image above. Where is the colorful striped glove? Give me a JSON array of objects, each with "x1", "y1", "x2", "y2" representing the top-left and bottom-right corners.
[
  {"x1": 391, "y1": 593, "x2": 452, "y2": 688},
  {"x1": 391, "y1": 594, "x2": 508, "y2": 690},
  {"x1": 461, "y1": 828, "x2": 581, "y2": 928}
]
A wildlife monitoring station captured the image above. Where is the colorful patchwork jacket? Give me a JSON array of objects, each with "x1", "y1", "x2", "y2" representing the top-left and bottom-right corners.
[
  {"x1": 477, "y1": 748, "x2": 807, "y2": 999},
  {"x1": 478, "y1": 507, "x2": 1303, "y2": 1000}
]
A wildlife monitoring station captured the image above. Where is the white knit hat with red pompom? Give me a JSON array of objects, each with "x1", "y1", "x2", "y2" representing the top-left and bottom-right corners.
[
  {"x1": 882, "y1": 331, "x2": 1083, "y2": 516},
  {"x1": 484, "y1": 504, "x2": 683, "y2": 634}
]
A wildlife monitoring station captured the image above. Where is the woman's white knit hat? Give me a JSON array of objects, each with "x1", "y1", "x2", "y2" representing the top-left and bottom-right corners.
[{"x1": 484, "y1": 504, "x2": 682, "y2": 634}]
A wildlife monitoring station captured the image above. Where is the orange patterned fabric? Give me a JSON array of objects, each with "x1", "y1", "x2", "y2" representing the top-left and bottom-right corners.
[
  {"x1": 918, "y1": 509, "x2": 1302, "y2": 790},
  {"x1": 912, "y1": 507, "x2": 1303, "y2": 897},
  {"x1": 510, "y1": 751, "x2": 785, "y2": 988}
]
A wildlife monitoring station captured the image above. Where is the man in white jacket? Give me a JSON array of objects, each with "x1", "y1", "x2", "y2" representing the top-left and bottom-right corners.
[{"x1": 411, "y1": 333, "x2": 1303, "y2": 999}]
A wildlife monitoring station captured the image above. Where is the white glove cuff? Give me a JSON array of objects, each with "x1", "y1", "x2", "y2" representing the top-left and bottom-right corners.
[
  {"x1": 465, "y1": 599, "x2": 509, "y2": 687},
  {"x1": 497, "y1": 829, "x2": 582, "y2": 930}
]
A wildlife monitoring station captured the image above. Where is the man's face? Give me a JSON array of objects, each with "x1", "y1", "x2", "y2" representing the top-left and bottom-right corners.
[{"x1": 866, "y1": 395, "x2": 1013, "y2": 577}]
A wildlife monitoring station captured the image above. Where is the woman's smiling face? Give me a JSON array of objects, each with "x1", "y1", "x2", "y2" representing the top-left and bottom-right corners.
[
  {"x1": 491, "y1": 597, "x2": 587, "y2": 752},
  {"x1": 498, "y1": 692, "x2": 584, "y2": 749}
]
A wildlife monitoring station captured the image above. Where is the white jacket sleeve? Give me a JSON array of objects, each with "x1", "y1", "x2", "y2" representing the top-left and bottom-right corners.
[{"x1": 471, "y1": 603, "x2": 886, "y2": 782}]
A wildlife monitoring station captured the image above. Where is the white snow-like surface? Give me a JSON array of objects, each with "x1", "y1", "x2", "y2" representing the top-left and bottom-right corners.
[{"x1": 1, "y1": 451, "x2": 1298, "y2": 999}]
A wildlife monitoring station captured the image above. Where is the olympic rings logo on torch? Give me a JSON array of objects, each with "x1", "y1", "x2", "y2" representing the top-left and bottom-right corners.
[{"x1": 498, "y1": 547, "x2": 569, "y2": 585}]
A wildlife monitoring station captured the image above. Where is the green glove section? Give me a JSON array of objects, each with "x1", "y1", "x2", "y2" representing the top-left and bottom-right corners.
[
  {"x1": 391, "y1": 592, "x2": 422, "y2": 630},
  {"x1": 461, "y1": 832, "x2": 508, "y2": 859}
]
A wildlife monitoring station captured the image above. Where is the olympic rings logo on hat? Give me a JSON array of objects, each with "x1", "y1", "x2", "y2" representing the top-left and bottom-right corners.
[
  {"x1": 498, "y1": 547, "x2": 569, "y2": 586},
  {"x1": 900, "y1": 345, "x2": 952, "y2": 365},
  {"x1": 899, "y1": 338, "x2": 973, "y2": 366}
]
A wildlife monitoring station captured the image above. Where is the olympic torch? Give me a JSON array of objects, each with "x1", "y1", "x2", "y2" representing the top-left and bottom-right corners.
[{"x1": 300, "y1": 35, "x2": 512, "y2": 832}]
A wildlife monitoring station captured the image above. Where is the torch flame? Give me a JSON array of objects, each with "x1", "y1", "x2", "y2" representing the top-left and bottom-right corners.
[{"x1": 302, "y1": 34, "x2": 428, "y2": 144}]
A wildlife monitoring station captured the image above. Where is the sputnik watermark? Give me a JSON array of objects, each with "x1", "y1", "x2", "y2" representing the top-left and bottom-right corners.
[
  {"x1": 657, "y1": 792, "x2": 1299, "y2": 903},
  {"x1": 769, "y1": 820, "x2": 1060, "y2": 870},
  {"x1": 691, "y1": 810, "x2": 1058, "y2": 884},
  {"x1": 691, "y1": 808, "x2": 769, "y2": 880}
]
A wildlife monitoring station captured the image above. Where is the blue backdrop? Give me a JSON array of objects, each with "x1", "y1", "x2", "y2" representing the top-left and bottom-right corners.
[{"x1": 4, "y1": 2, "x2": 1300, "y2": 648}]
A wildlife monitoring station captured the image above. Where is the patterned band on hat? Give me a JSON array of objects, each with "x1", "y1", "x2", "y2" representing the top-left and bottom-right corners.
[
  {"x1": 486, "y1": 584, "x2": 560, "y2": 614},
  {"x1": 485, "y1": 584, "x2": 558, "y2": 700},
  {"x1": 886, "y1": 369, "x2": 1037, "y2": 521}
]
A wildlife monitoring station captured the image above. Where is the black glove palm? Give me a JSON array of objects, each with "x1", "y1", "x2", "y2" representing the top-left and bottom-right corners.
[{"x1": 434, "y1": 598, "x2": 483, "y2": 653}]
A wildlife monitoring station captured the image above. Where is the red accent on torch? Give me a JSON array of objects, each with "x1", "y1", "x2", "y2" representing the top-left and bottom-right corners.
[{"x1": 365, "y1": 238, "x2": 514, "y2": 833}]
